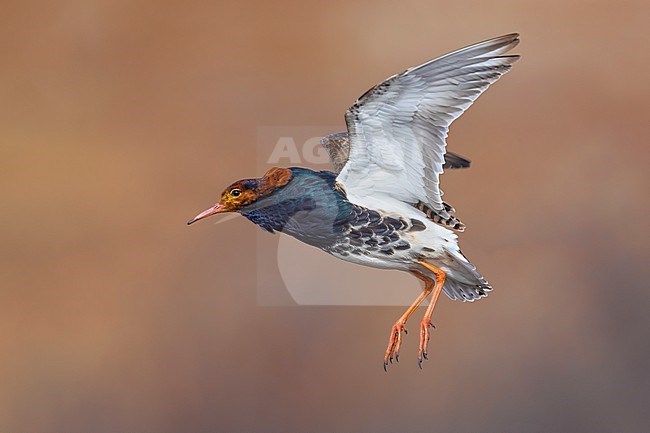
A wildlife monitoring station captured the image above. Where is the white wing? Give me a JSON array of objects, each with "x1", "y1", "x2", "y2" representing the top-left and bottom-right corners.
[{"x1": 338, "y1": 33, "x2": 520, "y2": 218}]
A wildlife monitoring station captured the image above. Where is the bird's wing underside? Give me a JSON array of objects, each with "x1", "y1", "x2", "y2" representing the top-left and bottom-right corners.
[
  {"x1": 336, "y1": 33, "x2": 520, "y2": 226},
  {"x1": 320, "y1": 132, "x2": 471, "y2": 173}
]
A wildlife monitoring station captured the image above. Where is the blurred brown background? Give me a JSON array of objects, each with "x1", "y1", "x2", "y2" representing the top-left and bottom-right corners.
[{"x1": 1, "y1": 1, "x2": 649, "y2": 432}]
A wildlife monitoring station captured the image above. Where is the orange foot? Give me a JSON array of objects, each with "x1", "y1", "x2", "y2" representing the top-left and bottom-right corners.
[
  {"x1": 383, "y1": 321, "x2": 407, "y2": 371},
  {"x1": 417, "y1": 320, "x2": 435, "y2": 369}
]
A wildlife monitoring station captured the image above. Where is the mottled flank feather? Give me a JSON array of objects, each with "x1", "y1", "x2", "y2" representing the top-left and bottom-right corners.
[{"x1": 330, "y1": 208, "x2": 420, "y2": 258}]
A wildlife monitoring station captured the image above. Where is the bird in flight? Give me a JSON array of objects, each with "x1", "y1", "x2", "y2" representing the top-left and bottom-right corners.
[{"x1": 188, "y1": 34, "x2": 520, "y2": 370}]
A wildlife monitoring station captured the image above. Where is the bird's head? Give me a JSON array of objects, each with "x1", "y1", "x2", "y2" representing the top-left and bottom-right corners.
[{"x1": 187, "y1": 167, "x2": 293, "y2": 225}]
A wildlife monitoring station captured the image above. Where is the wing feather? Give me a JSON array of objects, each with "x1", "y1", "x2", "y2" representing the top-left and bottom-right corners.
[{"x1": 337, "y1": 34, "x2": 520, "y2": 224}]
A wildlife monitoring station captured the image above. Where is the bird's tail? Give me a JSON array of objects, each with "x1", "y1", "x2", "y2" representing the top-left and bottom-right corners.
[{"x1": 439, "y1": 248, "x2": 492, "y2": 302}]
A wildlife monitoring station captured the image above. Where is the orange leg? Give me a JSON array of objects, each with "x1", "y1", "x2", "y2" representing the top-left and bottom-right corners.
[
  {"x1": 384, "y1": 272, "x2": 433, "y2": 371},
  {"x1": 417, "y1": 262, "x2": 446, "y2": 368}
]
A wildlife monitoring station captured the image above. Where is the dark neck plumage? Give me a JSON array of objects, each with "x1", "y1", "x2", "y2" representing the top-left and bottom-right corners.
[{"x1": 240, "y1": 168, "x2": 354, "y2": 248}]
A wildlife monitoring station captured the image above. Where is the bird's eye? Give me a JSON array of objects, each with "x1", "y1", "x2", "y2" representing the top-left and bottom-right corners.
[{"x1": 230, "y1": 189, "x2": 241, "y2": 197}]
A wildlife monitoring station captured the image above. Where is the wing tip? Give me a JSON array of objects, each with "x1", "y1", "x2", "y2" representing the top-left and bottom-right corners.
[
  {"x1": 473, "y1": 32, "x2": 520, "y2": 56},
  {"x1": 493, "y1": 32, "x2": 520, "y2": 44}
]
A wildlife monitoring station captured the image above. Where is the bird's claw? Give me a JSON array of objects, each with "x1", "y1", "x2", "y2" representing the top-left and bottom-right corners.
[
  {"x1": 384, "y1": 319, "x2": 436, "y2": 370},
  {"x1": 417, "y1": 319, "x2": 435, "y2": 368},
  {"x1": 383, "y1": 321, "x2": 407, "y2": 371}
]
